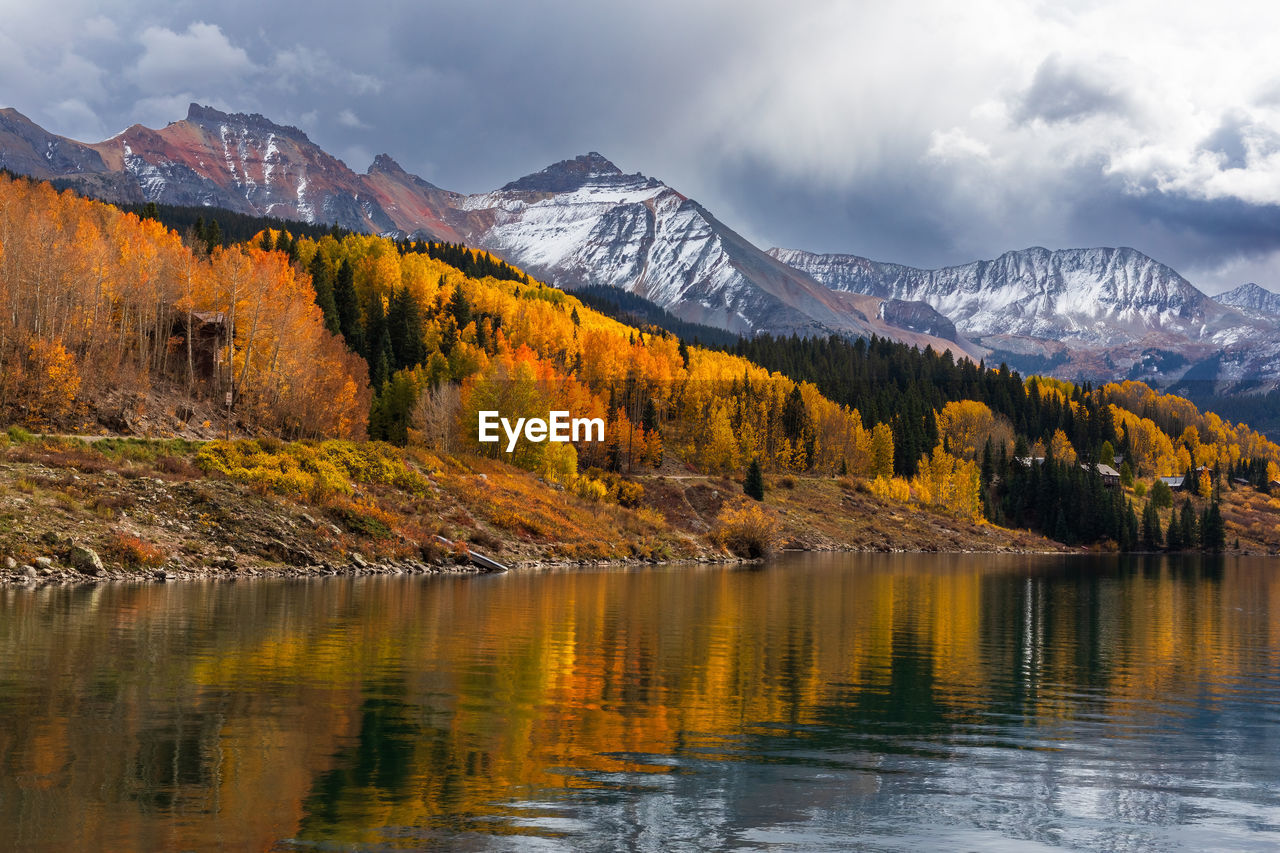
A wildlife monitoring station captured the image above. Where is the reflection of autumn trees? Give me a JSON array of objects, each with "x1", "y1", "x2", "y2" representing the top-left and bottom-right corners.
[{"x1": 0, "y1": 558, "x2": 1274, "y2": 848}]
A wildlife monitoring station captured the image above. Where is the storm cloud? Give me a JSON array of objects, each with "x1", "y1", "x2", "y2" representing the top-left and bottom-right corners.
[{"x1": 4, "y1": 0, "x2": 1280, "y2": 292}]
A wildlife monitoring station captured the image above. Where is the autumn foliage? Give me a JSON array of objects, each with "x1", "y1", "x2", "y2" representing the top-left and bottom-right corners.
[
  {"x1": 0, "y1": 174, "x2": 369, "y2": 435},
  {"x1": 7, "y1": 173, "x2": 1280, "y2": 545}
]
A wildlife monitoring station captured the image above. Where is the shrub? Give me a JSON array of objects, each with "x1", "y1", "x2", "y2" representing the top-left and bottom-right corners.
[
  {"x1": 6, "y1": 426, "x2": 34, "y2": 444},
  {"x1": 326, "y1": 498, "x2": 396, "y2": 539},
  {"x1": 578, "y1": 468, "x2": 644, "y2": 507},
  {"x1": 105, "y1": 532, "x2": 168, "y2": 568},
  {"x1": 867, "y1": 476, "x2": 911, "y2": 503},
  {"x1": 713, "y1": 501, "x2": 783, "y2": 559},
  {"x1": 467, "y1": 528, "x2": 502, "y2": 551},
  {"x1": 574, "y1": 477, "x2": 608, "y2": 503},
  {"x1": 195, "y1": 438, "x2": 430, "y2": 500},
  {"x1": 155, "y1": 454, "x2": 201, "y2": 479}
]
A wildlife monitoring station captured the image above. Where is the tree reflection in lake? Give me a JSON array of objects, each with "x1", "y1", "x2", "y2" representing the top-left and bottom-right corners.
[{"x1": 0, "y1": 554, "x2": 1277, "y2": 850}]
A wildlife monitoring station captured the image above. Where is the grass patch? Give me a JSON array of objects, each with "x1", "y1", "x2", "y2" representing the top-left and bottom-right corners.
[{"x1": 326, "y1": 498, "x2": 396, "y2": 539}]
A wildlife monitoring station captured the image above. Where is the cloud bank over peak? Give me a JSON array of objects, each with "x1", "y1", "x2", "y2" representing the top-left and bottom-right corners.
[{"x1": 3, "y1": 0, "x2": 1280, "y2": 292}]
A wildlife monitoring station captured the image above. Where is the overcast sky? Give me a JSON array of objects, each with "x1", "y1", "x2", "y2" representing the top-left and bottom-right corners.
[{"x1": 5, "y1": 0, "x2": 1280, "y2": 292}]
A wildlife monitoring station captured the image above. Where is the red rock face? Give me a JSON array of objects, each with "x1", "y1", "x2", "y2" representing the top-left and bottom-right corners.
[
  {"x1": 83, "y1": 105, "x2": 399, "y2": 231},
  {"x1": 72, "y1": 104, "x2": 493, "y2": 242}
]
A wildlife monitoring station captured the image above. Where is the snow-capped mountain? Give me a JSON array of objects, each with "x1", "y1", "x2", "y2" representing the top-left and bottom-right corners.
[
  {"x1": 1213, "y1": 282, "x2": 1280, "y2": 318},
  {"x1": 772, "y1": 246, "x2": 1280, "y2": 384},
  {"x1": 458, "y1": 153, "x2": 971, "y2": 346},
  {"x1": 83, "y1": 104, "x2": 402, "y2": 232},
  {"x1": 770, "y1": 246, "x2": 1235, "y2": 343}
]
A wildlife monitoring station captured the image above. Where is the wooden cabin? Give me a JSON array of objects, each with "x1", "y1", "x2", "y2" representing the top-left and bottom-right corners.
[{"x1": 171, "y1": 311, "x2": 230, "y2": 383}]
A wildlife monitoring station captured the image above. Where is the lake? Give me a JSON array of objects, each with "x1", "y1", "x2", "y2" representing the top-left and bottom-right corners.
[{"x1": 0, "y1": 553, "x2": 1278, "y2": 851}]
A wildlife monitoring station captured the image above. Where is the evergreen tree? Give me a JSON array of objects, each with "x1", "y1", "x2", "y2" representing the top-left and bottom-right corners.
[
  {"x1": 1203, "y1": 500, "x2": 1226, "y2": 552},
  {"x1": 642, "y1": 397, "x2": 659, "y2": 433},
  {"x1": 449, "y1": 285, "x2": 472, "y2": 331},
  {"x1": 364, "y1": 291, "x2": 390, "y2": 375},
  {"x1": 334, "y1": 259, "x2": 362, "y2": 352},
  {"x1": 387, "y1": 287, "x2": 425, "y2": 370},
  {"x1": 1123, "y1": 503, "x2": 1139, "y2": 552},
  {"x1": 744, "y1": 457, "x2": 765, "y2": 501},
  {"x1": 1166, "y1": 509, "x2": 1184, "y2": 551},
  {"x1": 1141, "y1": 500, "x2": 1163, "y2": 550},
  {"x1": 1180, "y1": 498, "x2": 1199, "y2": 549},
  {"x1": 1054, "y1": 507, "x2": 1071, "y2": 545},
  {"x1": 205, "y1": 219, "x2": 222, "y2": 253},
  {"x1": 308, "y1": 251, "x2": 339, "y2": 335}
]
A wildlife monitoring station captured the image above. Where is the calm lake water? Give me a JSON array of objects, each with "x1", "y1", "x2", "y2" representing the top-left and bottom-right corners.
[{"x1": 1, "y1": 554, "x2": 1279, "y2": 851}]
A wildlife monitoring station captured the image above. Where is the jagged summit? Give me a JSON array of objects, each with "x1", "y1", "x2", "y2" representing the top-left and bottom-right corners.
[
  {"x1": 366, "y1": 153, "x2": 446, "y2": 193},
  {"x1": 183, "y1": 103, "x2": 311, "y2": 142},
  {"x1": 501, "y1": 152, "x2": 655, "y2": 193},
  {"x1": 368, "y1": 153, "x2": 407, "y2": 174}
]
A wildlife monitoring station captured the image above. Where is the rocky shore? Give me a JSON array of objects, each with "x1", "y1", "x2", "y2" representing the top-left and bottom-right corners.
[{"x1": 3, "y1": 432, "x2": 1270, "y2": 592}]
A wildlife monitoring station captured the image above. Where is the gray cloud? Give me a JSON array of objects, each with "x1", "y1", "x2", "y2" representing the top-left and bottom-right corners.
[
  {"x1": 1013, "y1": 55, "x2": 1128, "y2": 125},
  {"x1": 1202, "y1": 114, "x2": 1250, "y2": 169}
]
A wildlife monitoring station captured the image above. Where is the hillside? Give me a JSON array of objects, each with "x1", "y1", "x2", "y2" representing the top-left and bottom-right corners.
[{"x1": 0, "y1": 172, "x2": 1277, "y2": 581}]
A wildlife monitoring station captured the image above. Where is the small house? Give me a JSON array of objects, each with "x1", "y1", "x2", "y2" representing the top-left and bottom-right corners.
[
  {"x1": 1085, "y1": 463, "x2": 1122, "y2": 487},
  {"x1": 1160, "y1": 475, "x2": 1185, "y2": 490},
  {"x1": 171, "y1": 311, "x2": 230, "y2": 383}
]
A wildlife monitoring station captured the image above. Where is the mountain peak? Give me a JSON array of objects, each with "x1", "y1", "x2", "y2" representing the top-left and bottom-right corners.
[
  {"x1": 368, "y1": 153, "x2": 406, "y2": 175},
  {"x1": 501, "y1": 151, "x2": 653, "y2": 193},
  {"x1": 1214, "y1": 281, "x2": 1280, "y2": 315},
  {"x1": 366, "y1": 153, "x2": 444, "y2": 191},
  {"x1": 184, "y1": 103, "x2": 310, "y2": 142}
]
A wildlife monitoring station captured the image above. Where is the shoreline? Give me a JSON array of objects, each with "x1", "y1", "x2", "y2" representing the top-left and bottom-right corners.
[
  {"x1": 1, "y1": 436, "x2": 1274, "y2": 594},
  {"x1": 4, "y1": 543, "x2": 1259, "y2": 591}
]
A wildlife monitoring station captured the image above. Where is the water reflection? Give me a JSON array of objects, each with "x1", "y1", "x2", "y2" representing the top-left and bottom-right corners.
[{"x1": 0, "y1": 554, "x2": 1277, "y2": 850}]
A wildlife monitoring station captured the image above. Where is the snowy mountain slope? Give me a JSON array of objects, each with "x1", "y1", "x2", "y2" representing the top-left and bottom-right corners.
[
  {"x1": 772, "y1": 246, "x2": 1280, "y2": 384},
  {"x1": 771, "y1": 246, "x2": 1245, "y2": 343},
  {"x1": 0, "y1": 105, "x2": 967, "y2": 353},
  {"x1": 459, "y1": 153, "x2": 975, "y2": 352},
  {"x1": 1214, "y1": 282, "x2": 1280, "y2": 318}
]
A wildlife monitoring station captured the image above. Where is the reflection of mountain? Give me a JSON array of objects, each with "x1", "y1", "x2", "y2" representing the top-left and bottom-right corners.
[{"x1": 0, "y1": 557, "x2": 1272, "y2": 849}]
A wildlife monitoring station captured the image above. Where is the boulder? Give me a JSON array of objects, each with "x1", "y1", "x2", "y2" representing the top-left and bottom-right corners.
[{"x1": 70, "y1": 546, "x2": 105, "y2": 576}]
